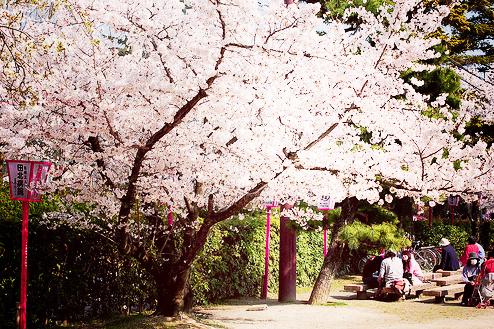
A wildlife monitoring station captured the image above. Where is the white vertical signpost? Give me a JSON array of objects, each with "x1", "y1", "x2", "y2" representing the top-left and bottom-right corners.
[
  {"x1": 261, "y1": 199, "x2": 279, "y2": 299},
  {"x1": 6, "y1": 160, "x2": 51, "y2": 329},
  {"x1": 318, "y1": 195, "x2": 335, "y2": 257}
]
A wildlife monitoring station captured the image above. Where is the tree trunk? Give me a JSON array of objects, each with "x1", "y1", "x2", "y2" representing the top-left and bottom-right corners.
[
  {"x1": 393, "y1": 197, "x2": 413, "y2": 230},
  {"x1": 154, "y1": 267, "x2": 193, "y2": 317},
  {"x1": 308, "y1": 197, "x2": 358, "y2": 304},
  {"x1": 468, "y1": 201, "x2": 480, "y2": 239}
]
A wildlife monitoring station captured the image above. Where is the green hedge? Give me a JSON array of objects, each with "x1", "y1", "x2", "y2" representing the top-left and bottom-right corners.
[
  {"x1": 191, "y1": 211, "x2": 325, "y2": 304},
  {"x1": 0, "y1": 188, "x2": 155, "y2": 329},
  {"x1": 414, "y1": 222, "x2": 469, "y2": 255},
  {"x1": 1, "y1": 201, "x2": 326, "y2": 326},
  {"x1": 0, "y1": 219, "x2": 155, "y2": 329}
]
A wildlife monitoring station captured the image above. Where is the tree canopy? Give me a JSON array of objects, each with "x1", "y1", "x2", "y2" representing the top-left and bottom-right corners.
[{"x1": 1, "y1": 0, "x2": 493, "y2": 314}]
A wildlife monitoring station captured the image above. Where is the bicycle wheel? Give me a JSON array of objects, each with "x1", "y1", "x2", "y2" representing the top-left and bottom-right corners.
[
  {"x1": 431, "y1": 248, "x2": 442, "y2": 265},
  {"x1": 357, "y1": 255, "x2": 373, "y2": 274},
  {"x1": 415, "y1": 249, "x2": 436, "y2": 272}
]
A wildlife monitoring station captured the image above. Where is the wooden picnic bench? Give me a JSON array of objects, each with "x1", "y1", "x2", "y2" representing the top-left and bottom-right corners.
[
  {"x1": 421, "y1": 283, "x2": 465, "y2": 303},
  {"x1": 343, "y1": 282, "x2": 436, "y2": 300},
  {"x1": 343, "y1": 284, "x2": 370, "y2": 300},
  {"x1": 430, "y1": 274, "x2": 463, "y2": 286},
  {"x1": 435, "y1": 269, "x2": 462, "y2": 277},
  {"x1": 344, "y1": 269, "x2": 465, "y2": 303}
]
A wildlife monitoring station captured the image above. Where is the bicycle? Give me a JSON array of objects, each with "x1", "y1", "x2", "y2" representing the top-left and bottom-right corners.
[{"x1": 410, "y1": 242, "x2": 441, "y2": 272}]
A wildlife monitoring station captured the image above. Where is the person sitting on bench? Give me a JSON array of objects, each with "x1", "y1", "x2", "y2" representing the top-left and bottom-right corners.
[
  {"x1": 402, "y1": 250, "x2": 424, "y2": 285},
  {"x1": 478, "y1": 250, "x2": 494, "y2": 305},
  {"x1": 434, "y1": 238, "x2": 460, "y2": 272},
  {"x1": 362, "y1": 253, "x2": 384, "y2": 289},
  {"x1": 378, "y1": 250, "x2": 407, "y2": 297},
  {"x1": 460, "y1": 252, "x2": 481, "y2": 306}
]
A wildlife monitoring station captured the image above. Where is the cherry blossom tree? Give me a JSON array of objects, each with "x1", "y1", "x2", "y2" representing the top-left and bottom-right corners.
[
  {"x1": 1, "y1": 0, "x2": 493, "y2": 314},
  {"x1": 460, "y1": 69, "x2": 494, "y2": 121}
]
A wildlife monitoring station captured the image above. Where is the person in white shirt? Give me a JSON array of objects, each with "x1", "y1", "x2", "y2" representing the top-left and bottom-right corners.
[{"x1": 378, "y1": 250, "x2": 404, "y2": 287}]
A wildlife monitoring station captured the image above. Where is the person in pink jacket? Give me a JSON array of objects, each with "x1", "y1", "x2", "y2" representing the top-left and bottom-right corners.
[
  {"x1": 402, "y1": 250, "x2": 424, "y2": 285},
  {"x1": 460, "y1": 236, "x2": 480, "y2": 266}
]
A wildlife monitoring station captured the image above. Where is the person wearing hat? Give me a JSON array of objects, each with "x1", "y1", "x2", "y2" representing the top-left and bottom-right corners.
[
  {"x1": 434, "y1": 238, "x2": 460, "y2": 272},
  {"x1": 460, "y1": 252, "x2": 481, "y2": 306}
]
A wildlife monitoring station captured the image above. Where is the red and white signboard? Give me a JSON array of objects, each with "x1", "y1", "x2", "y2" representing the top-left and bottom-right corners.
[
  {"x1": 6, "y1": 160, "x2": 51, "y2": 202},
  {"x1": 318, "y1": 195, "x2": 335, "y2": 211},
  {"x1": 264, "y1": 200, "x2": 279, "y2": 208}
]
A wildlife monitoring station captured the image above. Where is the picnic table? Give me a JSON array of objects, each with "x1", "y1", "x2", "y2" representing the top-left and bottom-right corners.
[{"x1": 344, "y1": 269, "x2": 464, "y2": 302}]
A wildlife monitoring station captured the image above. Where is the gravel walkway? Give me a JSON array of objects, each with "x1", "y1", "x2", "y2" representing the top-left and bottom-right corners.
[{"x1": 196, "y1": 292, "x2": 494, "y2": 329}]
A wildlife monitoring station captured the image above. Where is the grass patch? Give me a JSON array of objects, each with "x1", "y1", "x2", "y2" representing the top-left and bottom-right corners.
[
  {"x1": 51, "y1": 313, "x2": 215, "y2": 329},
  {"x1": 322, "y1": 301, "x2": 348, "y2": 307}
]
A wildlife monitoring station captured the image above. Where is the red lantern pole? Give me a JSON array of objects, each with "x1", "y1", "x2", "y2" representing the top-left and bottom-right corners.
[
  {"x1": 19, "y1": 201, "x2": 29, "y2": 329},
  {"x1": 323, "y1": 214, "x2": 328, "y2": 257},
  {"x1": 428, "y1": 206, "x2": 433, "y2": 227},
  {"x1": 6, "y1": 160, "x2": 51, "y2": 329},
  {"x1": 167, "y1": 205, "x2": 173, "y2": 227}
]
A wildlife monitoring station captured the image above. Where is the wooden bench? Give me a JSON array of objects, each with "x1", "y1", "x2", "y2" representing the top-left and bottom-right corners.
[
  {"x1": 434, "y1": 269, "x2": 462, "y2": 277},
  {"x1": 344, "y1": 271, "x2": 466, "y2": 303},
  {"x1": 344, "y1": 281, "x2": 437, "y2": 300},
  {"x1": 430, "y1": 274, "x2": 463, "y2": 286},
  {"x1": 343, "y1": 284, "x2": 370, "y2": 299},
  {"x1": 421, "y1": 283, "x2": 465, "y2": 303},
  {"x1": 408, "y1": 282, "x2": 437, "y2": 297},
  {"x1": 422, "y1": 272, "x2": 444, "y2": 281}
]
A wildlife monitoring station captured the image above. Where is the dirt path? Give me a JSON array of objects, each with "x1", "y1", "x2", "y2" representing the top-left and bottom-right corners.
[{"x1": 196, "y1": 291, "x2": 494, "y2": 329}]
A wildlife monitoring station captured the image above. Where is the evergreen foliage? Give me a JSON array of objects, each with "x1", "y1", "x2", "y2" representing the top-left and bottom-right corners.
[
  {"x1": 317, "y1": 0, "x2": 390, "y2": 18},
  {"x1": 427, "y1": 0, "x2": 494, "y2": 66},
  {"x1": 339, "y1": 220, "x2": 411, "y2": 251}
]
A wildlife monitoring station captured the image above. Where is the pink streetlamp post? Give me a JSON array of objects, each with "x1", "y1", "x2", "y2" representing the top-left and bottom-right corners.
[
  {"x1": 6, "y1": 160, "x2": 51, "y2": 329},
  {"x1": 318, "y1": 195, "x2": 335, "y2": 257},
  {"x1": 261, "y1": 200, "x2": 279, "y2": 299},
  {"x1": 167, "y1": 202, "x2": 173, "y2": 227},
  {"x1": 160, "y1": 201, "x2": 174, "y2": 227},
  {"x1": 428, "y1": 206, "x2": 433, "y2": 227}
]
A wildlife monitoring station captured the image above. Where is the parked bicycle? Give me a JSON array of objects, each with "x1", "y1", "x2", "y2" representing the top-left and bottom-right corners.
[{"x1": 409, "y1": 241, "x2": 441, "y2": 272}]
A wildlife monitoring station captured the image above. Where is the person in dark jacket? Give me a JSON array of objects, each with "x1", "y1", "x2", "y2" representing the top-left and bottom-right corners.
[
  {"x1": 362, "y1": 254, "x2": 384, "y2": 288},
  {"x1": 433, "y1": 238, "x2": 460, "y2": 272}
]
